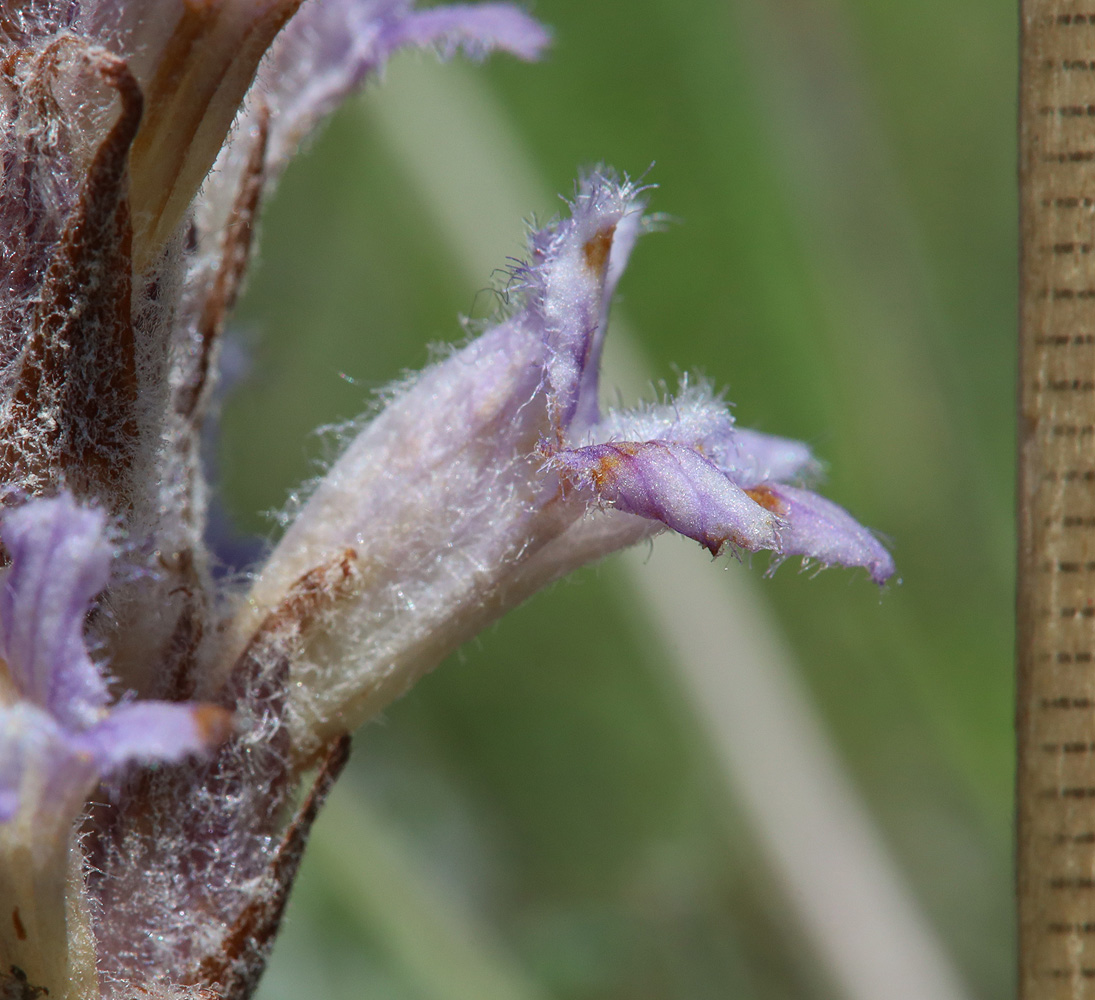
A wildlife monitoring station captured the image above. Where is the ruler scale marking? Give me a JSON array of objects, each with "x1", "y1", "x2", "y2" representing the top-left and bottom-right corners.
[{"x1": 1020, "y1": 3, "x2": 1095, "y2": 997}]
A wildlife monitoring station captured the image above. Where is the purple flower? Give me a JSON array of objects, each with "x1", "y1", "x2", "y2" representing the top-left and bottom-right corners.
[
  {"x1": 240, "y1": 175, "x2": 893, "y2": 754},
  {"x1": 0, "y1": 494, "x2": 231, "y2": 997},
  {"x1": 0, "y1": 2, "x2": 891, "y2": 997},
  {"x1": 0, "y1": 495, "x2": 230, "y2": 828}
]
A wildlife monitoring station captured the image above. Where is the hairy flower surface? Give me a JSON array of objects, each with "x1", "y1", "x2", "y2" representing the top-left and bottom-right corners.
[
  {"x1": 240, "y1": 174, "x2": 893, "y2": 757},
  {"x1": 0, "y1": 2, "x2": 891, "y2": 999},
  {"x1": 0, "y1": 496, "x2": 230, "y2": 823},
  {"x1": 0, "y1": 495, "x2": 231, "y2": 996}
]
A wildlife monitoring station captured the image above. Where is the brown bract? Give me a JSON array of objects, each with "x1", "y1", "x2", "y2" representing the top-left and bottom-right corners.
[
  {"x1": 0, "y1": 43, "x2": 141, "y2": 507},
  {"x1": 126, "y1": 0, "x2": 303, "y2": 267},
  {"x1": 88, "y1": 551, "x2": 362, "y2": 998}
]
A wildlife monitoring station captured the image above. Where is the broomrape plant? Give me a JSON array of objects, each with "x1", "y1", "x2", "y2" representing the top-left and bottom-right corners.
[{"x1": 0, "y1": 3, "x2": 894, "y2": 998}]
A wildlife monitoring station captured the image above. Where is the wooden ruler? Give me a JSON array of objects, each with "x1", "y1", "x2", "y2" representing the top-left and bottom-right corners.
[{"x1": 1019, "y1": 4, "x2": 1095, "y2": 996}]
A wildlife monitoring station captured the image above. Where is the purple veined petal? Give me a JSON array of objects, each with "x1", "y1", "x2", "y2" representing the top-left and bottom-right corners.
[
  {"x1": 377, "y1": 3, "x2": 551, "y2": 60},
  {"x1": 751, "y1": 483, "x2": 895, "y2": 585},
  {"x1": 78, "y1": 700, "x2": 233, "y2": 773},
  {"x1": 517, "y1": 173, "x2": 647, "y2": 436},
  {"x1": 550, "y1": 440, "x2": 780, "y2": 556},
  {"x1": 0, "y1": 495, "x2": 112, "y2": 729},
  {"x1": 0, "y1": 672, "x2": 230, "y2": 835},
  {"x1": 256, "y1": 0, "x2": 550, "y2": 175},
  {"x1": 588, "y1": 376, "x2": 734, "y2": 451},
  {"x1": 568, "y1": 196, "x2": 649, "y2": 431},
  {"x1": 591, "y1": 378, "x2": 820, "y2": 486},
  {"x1": 0, "y1": 707, "x2": 21, "y2": 821},
  {"x1": 713, "y1": 427, "x2": 821, "y2": 485},
  {"x1": 0, "y1": 697, "x2": 230, "y2": 828},
  {"x1": 0, "y1": 702, "x2": 97, "y2": 832}
]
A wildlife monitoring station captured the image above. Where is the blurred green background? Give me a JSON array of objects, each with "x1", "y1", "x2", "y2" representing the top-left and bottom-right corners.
[{"x1": 222, "y1": 1, "x2": 1016, "y2": 998}]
